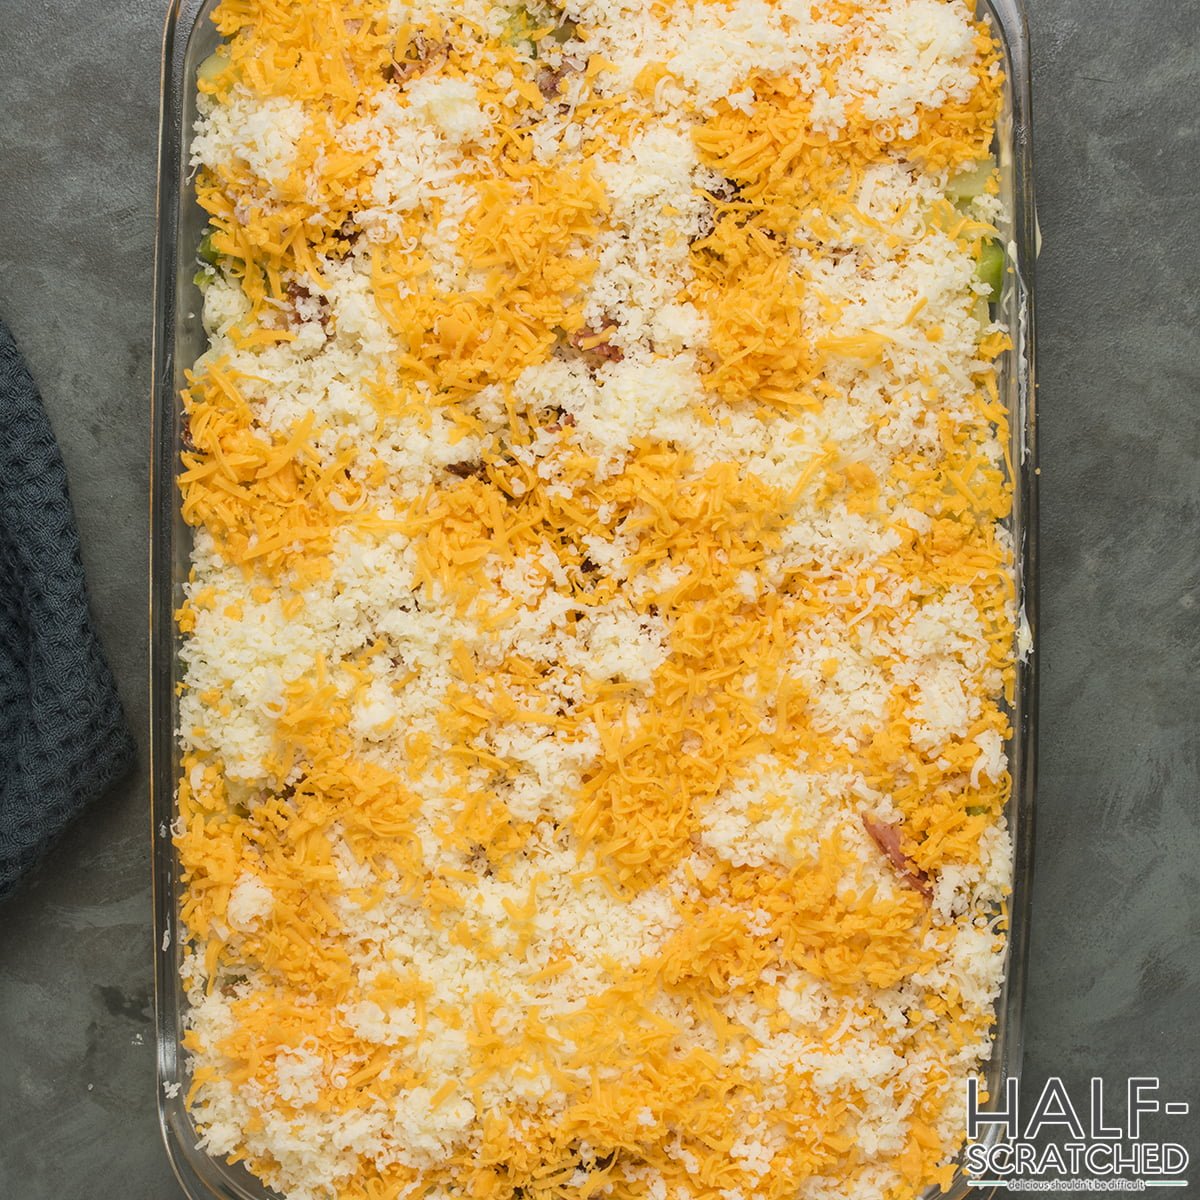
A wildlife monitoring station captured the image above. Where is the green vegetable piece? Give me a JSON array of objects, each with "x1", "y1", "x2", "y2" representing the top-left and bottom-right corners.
[
  {"x1": 549, "y1": 15, "x2": 578, "y2": 44},
  {"x1": 966, "y1": 805, "x2": 989, "y2": 816},
  {"x1": 948, "y1": 158, "x2": 996, "y2": 203},
  {"x1": 197, "y1": 48, "x2": 230, "y2": 87},
  {"x1": 976, "y1": 239, "x2": 1005, "y2": 303},
  {"x1": 504, "y1": 5, "x2": 537, "y2": 54},
  {"x1": 198, "y1": 230, "x2": 220, "y2": 266},
  {"x1": 193, "y1": 268, "x2": 213, "y2": 289}
]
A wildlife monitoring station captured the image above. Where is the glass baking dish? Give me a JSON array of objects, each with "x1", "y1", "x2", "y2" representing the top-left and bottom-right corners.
[{"x1": 149, "y1": 2, "x2": 1038, "y2": 1196}]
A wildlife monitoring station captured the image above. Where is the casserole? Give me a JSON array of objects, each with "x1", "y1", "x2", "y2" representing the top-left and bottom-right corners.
[{"x1": 151, "y1": 2, "x2": 1037, "y2": 1196}]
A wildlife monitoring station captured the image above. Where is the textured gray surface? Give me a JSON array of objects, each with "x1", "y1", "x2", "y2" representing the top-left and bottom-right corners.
[{"x1": 0, "y1": 1, "x2": 1196, "y2": 1197}]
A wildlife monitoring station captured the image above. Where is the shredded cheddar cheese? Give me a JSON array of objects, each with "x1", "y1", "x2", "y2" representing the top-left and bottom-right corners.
[{"x1": 177, "y1": 1, "x2": 1016, "y2": 1198}]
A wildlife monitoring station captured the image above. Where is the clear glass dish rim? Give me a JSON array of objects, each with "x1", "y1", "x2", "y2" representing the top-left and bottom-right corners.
[{"x1": 148, "y1": 3, "x2": 1038, "y2": 1196}]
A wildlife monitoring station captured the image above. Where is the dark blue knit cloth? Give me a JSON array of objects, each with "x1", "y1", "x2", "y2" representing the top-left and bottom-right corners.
[{"x1": 0, "y1": 318, "x2": 134, "y2": 900}]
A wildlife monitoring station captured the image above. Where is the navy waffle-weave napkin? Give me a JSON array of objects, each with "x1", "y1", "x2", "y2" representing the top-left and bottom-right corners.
[{"x1": 0, "y1": 317, "x2": 135, "y2": 900}]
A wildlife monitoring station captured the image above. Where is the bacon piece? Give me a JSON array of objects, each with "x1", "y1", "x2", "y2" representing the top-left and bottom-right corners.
[
  {"x1": 386, "y1": 34, "x2": 449, "y2": 85},
  {"x1": 862, "y1": 814, "x2": 932, "y2": 900},
  {"x1": 537, "y1": 67, "x2": 566, "y2": 101},
  {"x1": 283, "y1": 280, "x2": 331, "y2": 333},
  {"x1": 570, "y1": 323, "x2": 623, "y2": 366},
  {"x1": 545, "y1": 407, "x2": 576, "y2": 433},
  {"x1": 708, "y1": 177, "x2": 742, "y2": 204},
  {"x1": 284, "y1": 280, "x2": 330, "y2": 331},
  {"x1": 693, "y1": 176, "x2": 744, "y2": 242},
  {"x1": 536, "y1": 54, "x2": 584, "y2": 103}
]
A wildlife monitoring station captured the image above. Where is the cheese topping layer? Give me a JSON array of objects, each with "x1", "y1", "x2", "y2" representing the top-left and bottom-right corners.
[{"x1": 177, "y1": 2, "x2": 1015, "y2": 1198}]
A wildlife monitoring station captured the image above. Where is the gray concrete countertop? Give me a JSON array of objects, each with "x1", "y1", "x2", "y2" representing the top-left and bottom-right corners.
[{"x1": 1, "y1": 2, "x2": 1197, "y2": 1197}]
